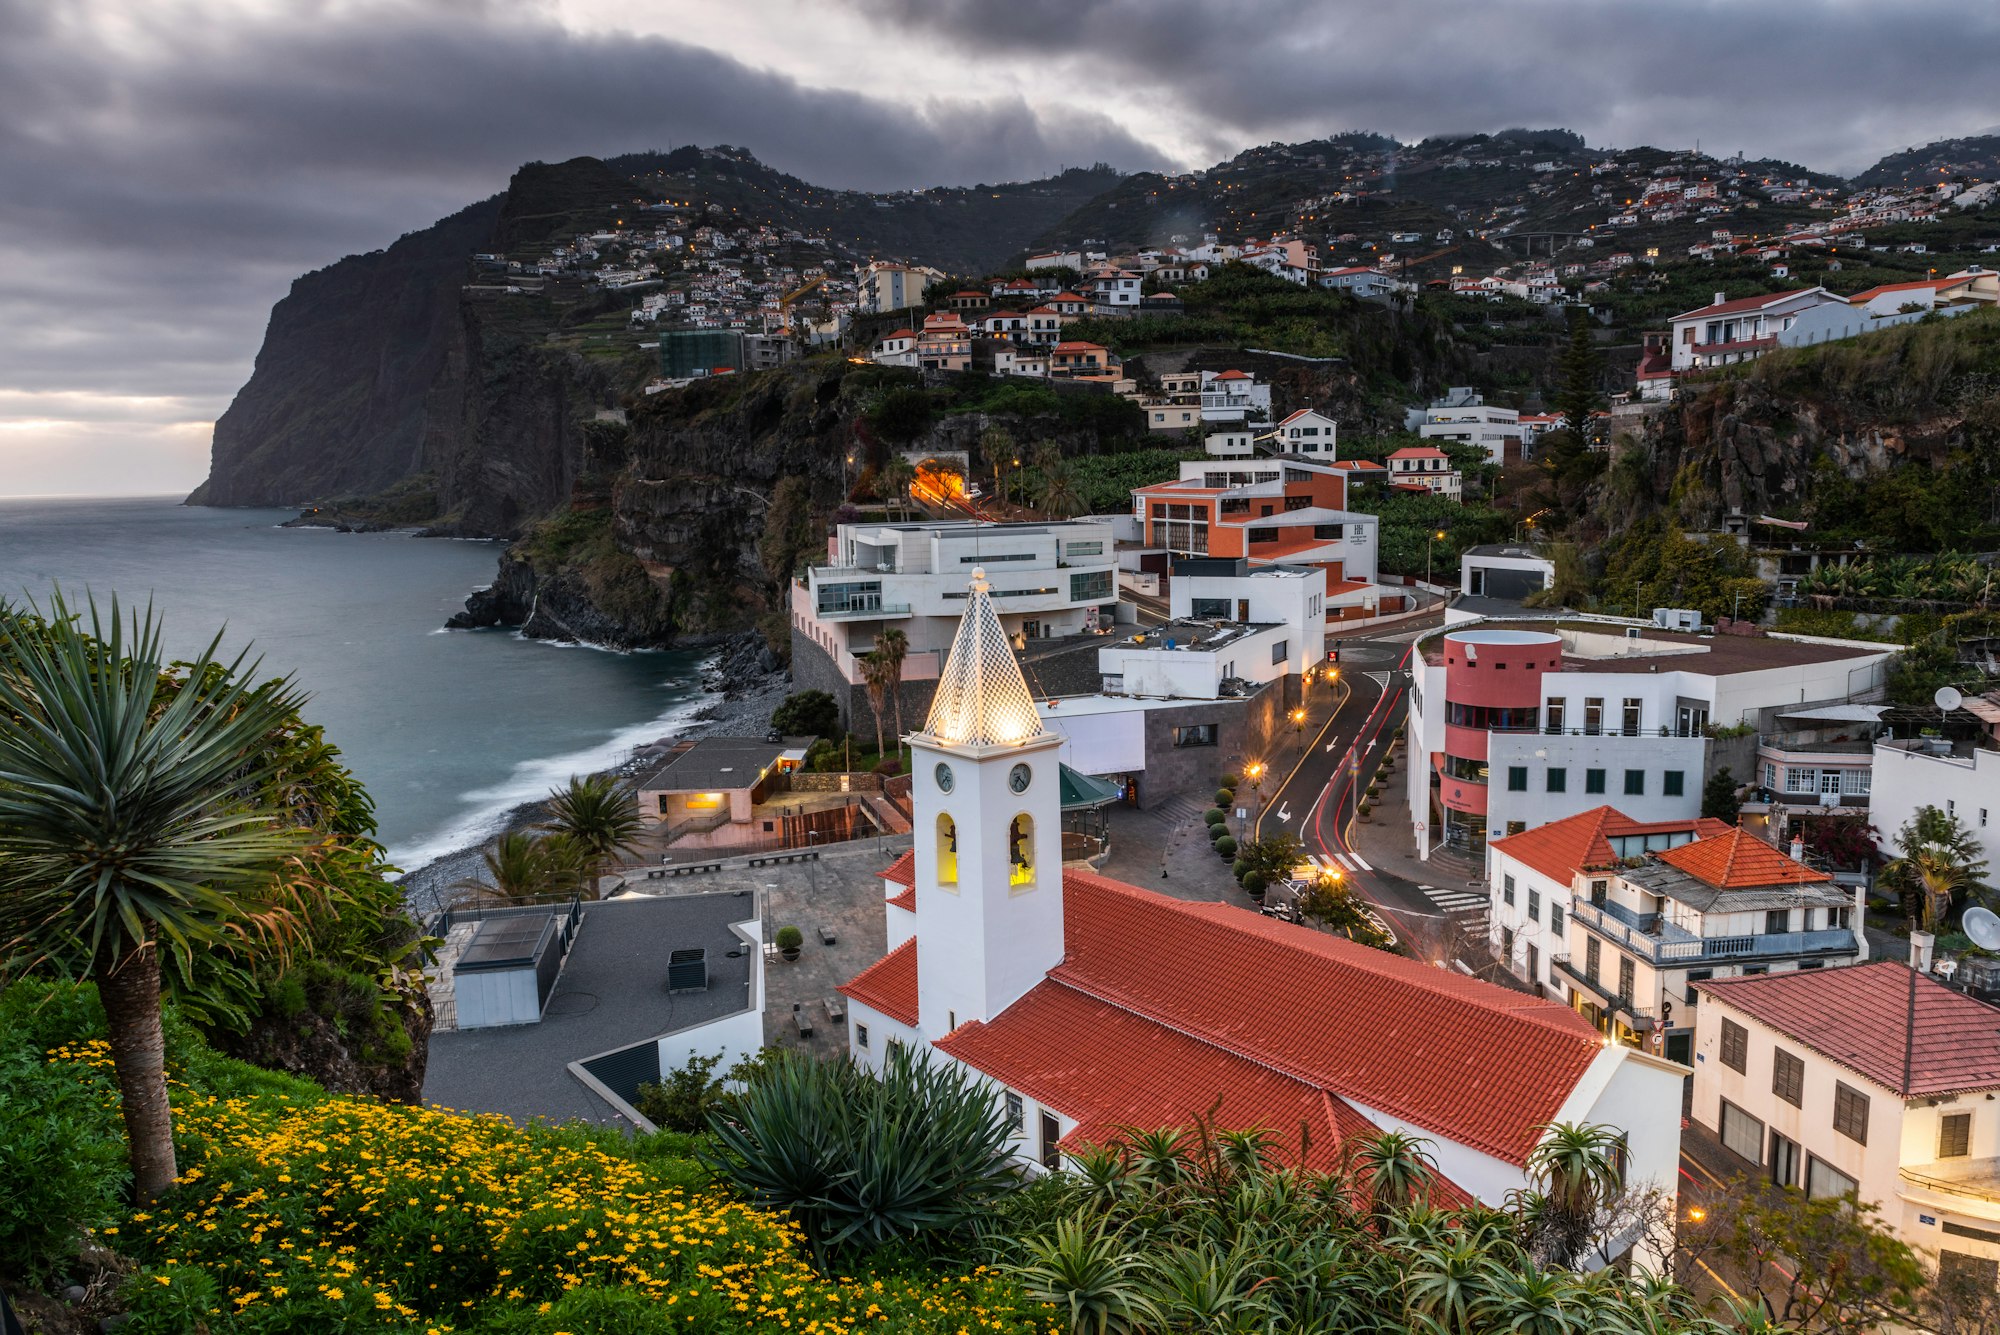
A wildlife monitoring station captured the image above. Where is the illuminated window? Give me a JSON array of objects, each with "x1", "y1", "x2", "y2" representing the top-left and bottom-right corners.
[
  {"x1": 1008, "y1": 813, "x2": 1037, "y2": 888},
  {"x1": 936, "y1": 813, "x2": 959, "y2": 887}
]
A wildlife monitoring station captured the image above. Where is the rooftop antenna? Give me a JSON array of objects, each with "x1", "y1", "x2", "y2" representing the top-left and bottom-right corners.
[
  {"x1": 1965, "y1": 907, "x2": 2000, "y2": 952},
  {"x1": 1936, "y1": 685, "x2": 1963, "y2": 737}
]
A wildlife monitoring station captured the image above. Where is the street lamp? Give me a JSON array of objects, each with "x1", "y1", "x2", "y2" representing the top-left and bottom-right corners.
[
  {"x1": 1426, "y1": 529, "x2": 1448, "y2": 586},
  {"x1": 1292, "y1": 706, "x2": 1306, "y2": 734},
  {"x1": 1244, "y1": 761, "x2": 1266, "y2": 833}
]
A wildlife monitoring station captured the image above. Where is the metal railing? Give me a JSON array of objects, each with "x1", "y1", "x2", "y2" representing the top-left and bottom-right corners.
[
  {"x1": 1569, "y1": 898, "x2": 1858, "y2": 965},
  {"x1": 816, "y1": 597, "x2": 912, "y2": 618}
]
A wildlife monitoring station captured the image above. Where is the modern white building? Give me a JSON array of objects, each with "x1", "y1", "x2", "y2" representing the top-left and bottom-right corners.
[
  {"x1": 838, "y1": 572, "x2": 1687, "y2": 1242},
  {"x1": 1871, "y1": 739, "x2": 2000, "y2": 872},
  {"x1": 1318, "y1": 266, "x2": 1401, "y2": 299},
  {"x1": 791, "y1": 519, "x2": 1119, "y2": 729},
  {"x1": 1412, "y1": 388, "x2": 1523, "y2": 464},
  {"x1": 1097, "y1": 618, "x2": 1299, "y2": 701},
  {"x1": 1202, "y1": 427, "x2": 1256, "y2": 457},
  {"x1": 858, "y1": 262, "x2": 941, "y2": 314},
  {"x1": 1406, "y1": 620, "x2": 1895, "y2": 857},
  {"x1": 1453, "y1": 544, "x2": 1557, "y2": 620},
  {"x1": 1690, "y1": 963, "x2": 2000, "y2": 1285},
  {"x1": 1490, "y1": 810, "x2": 1865, "y2": 1064}
]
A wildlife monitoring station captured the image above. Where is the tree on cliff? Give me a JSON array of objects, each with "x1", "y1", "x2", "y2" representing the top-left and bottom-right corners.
[
  {"x1": 878, "y1": 456, "x2": 917, "y2": 521},
  {"x1": 0, "y1": 594, "x2": 312, "y2": 1202},
  {"x1": 860, "y1": 647, "x2": 894, "y2": 769}
]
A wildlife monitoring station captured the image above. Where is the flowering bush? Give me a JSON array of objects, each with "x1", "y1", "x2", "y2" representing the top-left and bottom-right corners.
[{"x1": 42, "y1": 1031, "x2": 1057, "y2": 1335}]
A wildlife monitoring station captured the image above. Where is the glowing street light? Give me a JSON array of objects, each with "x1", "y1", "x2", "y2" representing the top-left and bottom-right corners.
[
  {"x1": 1292, "y1": 706, "x2": 1307, "y2": 733},
  {"x1": 1426, "y1": 528, "x2": 1448, "y2": 586}
]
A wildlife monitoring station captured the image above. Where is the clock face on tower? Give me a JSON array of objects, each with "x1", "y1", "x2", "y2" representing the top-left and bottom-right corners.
[
  {"x1": 1009, "y1": 763, "x2": 1032, "y2": 794},
  {"x1": 935, "y1": 762, "x2": 955, "y2": 794}
]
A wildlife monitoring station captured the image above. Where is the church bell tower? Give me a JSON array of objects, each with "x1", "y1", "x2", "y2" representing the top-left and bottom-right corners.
[{"x1": 907, "y1": 567, "x2": 1066, "y2": 1035}]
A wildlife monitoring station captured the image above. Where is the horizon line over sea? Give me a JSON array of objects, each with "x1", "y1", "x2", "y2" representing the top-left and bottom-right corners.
[{"x1": 0, "y1": 496, "x2": 709, "y2": 868}]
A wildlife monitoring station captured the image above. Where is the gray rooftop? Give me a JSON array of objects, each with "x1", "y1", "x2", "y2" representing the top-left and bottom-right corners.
[
  {"x1": 635, "y1": 736, "x2": 804, "y2": 793},
  {"x1": 1623, "y1": 861, "x2": 1851, "y2": 915},
  {"x1": 425, "y1": 891, "x2": 756, "y2": 1125}
]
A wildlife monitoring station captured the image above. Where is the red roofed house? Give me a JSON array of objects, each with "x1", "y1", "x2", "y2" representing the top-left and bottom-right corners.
[
  {"x1": 1847, "y1": 268, "x2": 1999, "y2": 316},
  {"x1": 839, "y1": 572, "x2": 1686, "y2": 1236},
  {"x1": 1691, "y1": 962, "x2": 2000, "y2": 1274},
  {"x1": 1633, "y1": 331, "x2": 1674, "y2": 402},
  {"x1": 870, "y1": 329, "x2": 918, "y2": 369},
  {"x1": 1668, "y1": 288, "x2": 1846, "y2": 372},
  {"x1": 1386, "y1": 445, "x2": 1462, "y2": 499},
  {"x1": 1275, "y1": 408, "x2": 1339, "y2": 457},
  {"x1": 1489, "y1": 807, "x2": 1866, "y2": 1065}
]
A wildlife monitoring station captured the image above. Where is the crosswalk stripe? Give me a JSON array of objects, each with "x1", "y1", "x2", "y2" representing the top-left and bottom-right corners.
[
  {"x1": 1347, "y1": 851, "x2": 1373, "y2": 872},
  {"x1": 1367, "y1": 671, "x2": 1391, "y2": 689}
]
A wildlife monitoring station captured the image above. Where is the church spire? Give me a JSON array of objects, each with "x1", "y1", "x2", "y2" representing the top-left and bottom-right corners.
[{"x1": 923, "y1": 567, "x2": 1045, "y2": 748}]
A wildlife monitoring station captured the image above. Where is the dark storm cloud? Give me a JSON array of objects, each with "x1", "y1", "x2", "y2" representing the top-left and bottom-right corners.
[
  {"x1": 849, "y1": 0, "x2": 2000, "y2": 175},
  {"x1": 0, "y1": 0, "x2": 1159, "y2": 439}
]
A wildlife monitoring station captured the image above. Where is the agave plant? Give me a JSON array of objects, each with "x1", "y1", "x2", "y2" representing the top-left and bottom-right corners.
[
  {"x1": 1009, "y1": 1217, "x2": 1162, "y2": 1335},
  {"x1": 1524, "y1": 1121, "x2": 1626, "y2": 1267},
  {"x1": 1353, "y1": 1128, "x2": 1439, "y2": 1218},
  {"x1": 703, "y1": 1044, "x2": 1018, "y2": 1266}
]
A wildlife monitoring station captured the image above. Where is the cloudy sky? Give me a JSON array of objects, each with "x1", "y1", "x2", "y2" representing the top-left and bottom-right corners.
[{"x1": 5, "y1": 0, "x2": 1996, "y2": 498}]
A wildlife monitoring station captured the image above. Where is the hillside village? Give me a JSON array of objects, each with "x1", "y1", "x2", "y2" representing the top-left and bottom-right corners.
[{"x1": 31, "y1": 127, "x2": 2000, "y2": 1335}]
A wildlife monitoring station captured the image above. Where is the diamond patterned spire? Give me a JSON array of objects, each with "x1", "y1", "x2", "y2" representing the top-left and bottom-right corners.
[{"x1": 923, "y1": 567, "x2": 1045, "y2": 747}]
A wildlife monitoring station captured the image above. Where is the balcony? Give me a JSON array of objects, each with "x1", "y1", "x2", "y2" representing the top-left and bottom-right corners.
[
  {"x1": 1901, "y1": 1159, "x2": 2000, "y2": 1212},
  {"x1": 1551, "y1": 958, "x2": 1657, "y2": 1032},
  {"x1": 814, "y1": 595, "x2": 912, "y2": 619},
  {"x1": 1569, "y1": 898, "x2": 1859, "y2": 966}
]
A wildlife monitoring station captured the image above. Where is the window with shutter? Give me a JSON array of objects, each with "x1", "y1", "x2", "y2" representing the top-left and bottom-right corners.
[
  {"x1": 1772, "y1": 1049, "x2": 1804, "y2": 1107},
  {"x1": 1941, "y1": 1111, "x2": 1973, "y2": 1159},
  {"x1": 1833, "y1": 1082, "x2": 1870, "y2": 1145},
  {"x1": 1720, "y1": 1017, "x2": 1748, "y2": 1074}
]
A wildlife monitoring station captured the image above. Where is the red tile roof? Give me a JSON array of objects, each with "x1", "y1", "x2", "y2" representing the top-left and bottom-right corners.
[
  {"x1": 1674, "y1": 287, "x2": 1828, "y2": 320},
  {"x1": 1696, "y1": 961, "x2": 2000, "y2": 1097},
  {"x1": 1213, "y1": 369, "x2": 1252, "y2": 380},
  {"x1": 1847, "y1": 279, "x2": 1954, "y2": 301},
  {"x1": 887, "y1": 885, "x2": 916, "y2": 913},
  {"x1": 1489, "y1": 806, "x2": 1723, "y2": 885},
  {"x1": 837, "y1": 937, "x2": 918, "y2": 1025},
  {"x1": 1047, "y1": 872, "x2": 1604, "y2": 1165},
  {"x1": 880, "y1": 851, "x2": 917, "y2": 888},
  {"x1": 1388, "y1": 446, "x2": 1450, "y2": 460},
  {"x1": 1658, "y1": 827, "x2": 1828, "y2": 889}
]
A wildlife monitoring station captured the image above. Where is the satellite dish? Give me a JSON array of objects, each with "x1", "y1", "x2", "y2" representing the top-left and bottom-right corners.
[
  {"x1": 1936, "y1": 686, "x2": 1965, "y2": 712},
  {"x1": 1966, "y1": 907, "x2": 2000, "y2": 952}
]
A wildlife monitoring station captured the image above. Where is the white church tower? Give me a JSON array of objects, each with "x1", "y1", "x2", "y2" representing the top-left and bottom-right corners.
[{"x1": 906, "y1": 567, "x2": 1066, "y2": 1036}]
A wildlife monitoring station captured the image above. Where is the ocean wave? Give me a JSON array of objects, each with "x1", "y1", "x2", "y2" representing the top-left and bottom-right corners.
[{"x1": 384, "y1": 689, "x2": 710, "y2": 873}]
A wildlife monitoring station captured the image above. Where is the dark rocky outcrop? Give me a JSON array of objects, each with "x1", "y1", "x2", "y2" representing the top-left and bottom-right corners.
[{"x1": 209, "y1": 984, "x2": 433, "y2": 1105}]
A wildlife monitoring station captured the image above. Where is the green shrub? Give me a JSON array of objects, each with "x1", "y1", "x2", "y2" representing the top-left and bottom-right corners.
[
  {"x1": 775, "y1": 925, "x2": 804, "y2": 952},
  {"x1": 705, "y1": 1045, "x2": 1019, "y2": 1264},
  {"x1": 1203, "y1": 807, "x2": 1227, "y2": 826},
  {"x1": 1209, "y1": 823, "x2": 1229, "y2": 844},
  {"x1": 771, "y1": 689, "x2": 842, "y2": 740},
  {"x1": 1218, "y1": 772, "x2": 1240, "y2": 789},
  {"x1": 1232, "y1": 858, "x2": 1251, "y2": 880},
  {"x1": 1241, "y1": 871, "x2": 1268, "y2": 895},
  {"x1": 0, "y1": 1058, "x2": 125, "y2": 1283},
  {"x1": 1215, "y1": 836, "x2": 1238, "y2": 858},
  {"x1": 1215, "y1": 787, "x2": 1235, "y2": 807},
  {"x1": 122, "y1": 1264, "x2": 221, "y2": 1335}
]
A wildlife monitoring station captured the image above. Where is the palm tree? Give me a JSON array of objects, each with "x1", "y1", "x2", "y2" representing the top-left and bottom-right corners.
[
  {"x1": 0, "y1": 594, "x2": 309, "y2": 1201},
  {"x1": 879, "y1": 455, "x2": 916, "y2": 520},
  {"x1": 875, "y1": 628, "x2": 909, "y2": 765},
  {"x1": 455, "y1": 830, "x2": 576, "y2": 901},
  {"x1": 1523, "y1": 1121, "x2": 1624, "y2": 1268},
  {"x1": 542, "y1": 773, "x2": 643, "y2": 892},
  {"x1": 1913, "y1": 850, "x2": 1968, "y2": 933},
  {"x1": 860, "y1": 646, "x2": 893, "y2": 767},
  {"x1": 1038, "y1": 458, "x2": 1085, "y2": 519}
]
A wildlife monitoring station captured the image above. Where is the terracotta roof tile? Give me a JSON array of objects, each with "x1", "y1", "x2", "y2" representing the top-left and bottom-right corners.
[
  {"x1": 1674, "y1": 287, "x2": 1826, "y2": 319},
  {"x1": 1045, "y1": 872, "x2": 1605, "y2": 1165},
  {"x1": 1658, "y1": 827, "x2": 1828, "y2": 889},
  {"x1": 1488, "y1": 806, "x2": 1720, "y2": 887},
  {"x1": 886, "y1": 885, "x2": 916, "y2": 913},
  {"x1": 1696, "y1": 961, "x2": 2000, "y2": 1096},
  {"x1": 880, "y1": 851, "x2": 916, "y2": 888},
  {"x1": 837, "y1": 938, "x2": 918, "y2": 1025}
]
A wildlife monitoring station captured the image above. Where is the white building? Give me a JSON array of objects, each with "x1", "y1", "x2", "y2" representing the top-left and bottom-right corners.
[
  {"x1": 1453, "y1": 544, "x2": 1557, "y2": 619},
  {"x1": 1386, "y1": 445, "x2": 1462, "y2": 498},
  {"x1": 1318, "y1": 266, "x2": 1401, "y2": 299},
  {"x1": 1412, "y1": 388, "x2": 1523, "y2": 464},
  {"x1": 1406, "y1": 620, "x2": 1895, "y2": 857},
  {"x1": 1489, "y1": 810, "x2": 1865, "y2": 1063},
  {"x1": 791, "y1": 519, "x2": 1119, "y2": 726},
  {"x1": 1025, "y1": 250, "x2": 1083, "y2": 272},
  {"x1": 1145, "y1": 402, "x2": 1203, "y2": 433},
  {"x1": 838, "y1": 572, "x2": 1687, "y2": 1235},
  {"x1": 1691, "y1": 963, "x2": 2000, "y2": 1284},
  {"x1": 859, "y1": 262, "x2": 941, "y2": 314},
  {"x1": 1097, "y1": 618, "x2": 1298, "y2": 701},
  {"x1": 1202, "y1": 427, "x2": 1255, "y2": 457},
  {"x1": 1668, "y1": 288, "x2": 1847, "y2": 372},
  {"x1": 1871, "y1": 739, "x2": 2000, "y2": 871},
  {"x1": 870, "y1": 328, "x2": 918, "y2": 367},
  {"x1": 1200, "y1": 370, "x2": 1273, "y2": 424},
  {"x1": 1274, "y1": 409, "x2": 1339, "y2": 457},
  {"x1": 1089, "y1": 270, "x2": 1143, "y2": 314}
]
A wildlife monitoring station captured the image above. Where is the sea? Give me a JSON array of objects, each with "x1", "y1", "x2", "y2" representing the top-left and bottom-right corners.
[{"x1": 0, "y1": 497, "x2": 709, "y2": 871}]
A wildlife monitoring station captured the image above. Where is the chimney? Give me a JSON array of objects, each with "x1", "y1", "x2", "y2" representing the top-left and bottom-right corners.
[
  {"x1": 1911, "y1": 930, "x2": 1936, "y2": 973},
  {"x1": 1713, "y1": 291, "x2": 1726, "y2": 306},
  {"x1": 1790, "y1": 835, "x2": 1805, "y2": 863}
]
